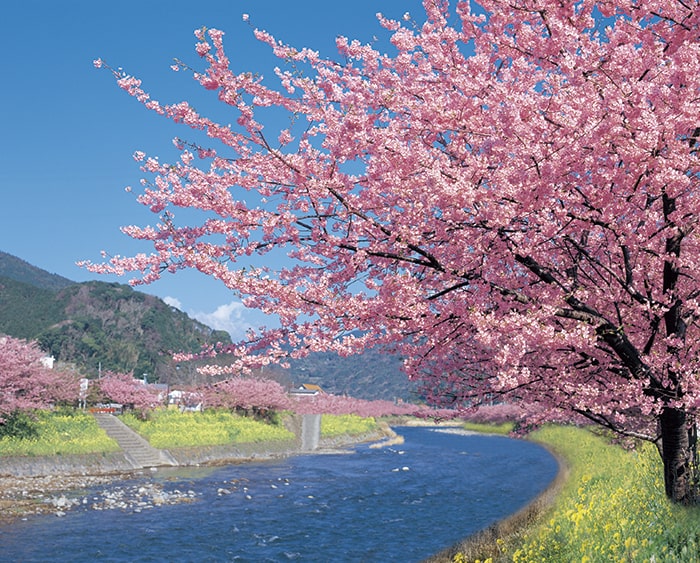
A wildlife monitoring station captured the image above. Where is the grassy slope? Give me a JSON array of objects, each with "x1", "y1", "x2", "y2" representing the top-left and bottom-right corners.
[
  {"x1": 0, "y1": 411, "x2": 119, "y2": 456},
  {"x1": 0, "y1": 410, "x2": 380, "y2": 456},
  {"x1": 430, "y1": 425, "x2": 700, "y2": 563}
]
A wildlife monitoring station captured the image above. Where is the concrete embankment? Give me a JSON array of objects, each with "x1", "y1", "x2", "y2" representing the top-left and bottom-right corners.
[
  {"x1": 166, "y1": 439, "x2": 301, "y2": 466},
  {"x1": 0, "y1": 452, "x2": 135, "y2": 478},
  {"x1": 0, "y1": 427, "x2": 390, "y2": 523},
  {"x1": 0, "y1": 429, "x2": 389, "y2": 478}
]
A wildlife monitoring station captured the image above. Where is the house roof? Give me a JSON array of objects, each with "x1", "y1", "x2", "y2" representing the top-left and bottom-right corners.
[{"x1": 290, "y1": 383, "x2": 324, "y2": 396}]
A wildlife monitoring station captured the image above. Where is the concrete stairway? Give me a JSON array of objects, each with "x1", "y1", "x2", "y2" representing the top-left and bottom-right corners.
[{"x1": 93, "y1": 413, "x2": 178, "y2": 469}]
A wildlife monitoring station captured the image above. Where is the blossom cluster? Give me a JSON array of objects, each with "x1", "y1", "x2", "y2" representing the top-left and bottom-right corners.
[
  {"x1": 0, "y1": 335, "x2": 79, "y2": 419},
  {"x1": 97, "y1": 371, "x2": 163, "y2": 415},
  {"x1": 200, "y1": 376, "x2": 291, "y2": 412},
  {"x1": 87, "y1": 0, "x2": 700, "y2": 499}
]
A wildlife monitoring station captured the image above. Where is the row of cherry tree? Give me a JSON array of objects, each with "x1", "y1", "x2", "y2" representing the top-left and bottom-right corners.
[
  {"x1": 95, "y1": 369, "x2": 437, "y2": 418},
  {"x1": 0, "y1": 335, "x2": 436, "y2": 423}
]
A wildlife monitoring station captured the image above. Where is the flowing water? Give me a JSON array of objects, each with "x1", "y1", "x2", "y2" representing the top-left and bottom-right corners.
[{"x1": 0, "y1": 427, "x2": 557, "y2": 562}]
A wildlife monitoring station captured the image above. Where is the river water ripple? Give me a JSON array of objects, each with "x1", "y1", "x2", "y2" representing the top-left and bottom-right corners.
[{"x1": 0, "y1": 427, "x2": 557, "y2": 562}]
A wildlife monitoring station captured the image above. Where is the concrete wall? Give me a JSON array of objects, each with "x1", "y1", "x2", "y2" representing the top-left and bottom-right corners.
[
  {"x1": 301, "y1": 414, "x2": 322, "y2": 451},
  {"x1": 0, "y1": 451, "x2": 134, "y2": 477},
  {"x1": 0, "y1": 417, "x2": 388, "y2": 477}
]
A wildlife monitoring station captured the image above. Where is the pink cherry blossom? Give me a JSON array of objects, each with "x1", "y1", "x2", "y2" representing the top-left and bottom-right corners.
[
  {"x1": 88, "y1": 1, "x2": 700, "y2": 502},
  {"x1": 98, "y1": 371, "x2": 163, "y2": 416},
  {"x1": 200, "y1": 376, "x2": 291, "y2": 413},
  {"x1": 0, "y1": 335, "x2": 79, "y2": 419}
]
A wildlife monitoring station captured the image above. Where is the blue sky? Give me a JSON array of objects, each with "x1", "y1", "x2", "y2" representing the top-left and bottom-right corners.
[{"x1": 1, "y1": 0, "x2": 427, "y2": 339}]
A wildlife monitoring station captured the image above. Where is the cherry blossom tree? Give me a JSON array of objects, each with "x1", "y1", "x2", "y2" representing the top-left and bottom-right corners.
[
  {"x1": 0, "y1": 335, "x2": 79, "y2": 420},
  {"x1": 97, "y1": 371, "x2": 163, "y2": 415},
  {"x1": 291, "y1": 393, "x2": 434, "y2": 418},
  {"x1": 200, "y1": 376, "x2": 291, "y2": 416},
  {"x1": 85, "y1": 0, "x2": 700, "y2": 502}
]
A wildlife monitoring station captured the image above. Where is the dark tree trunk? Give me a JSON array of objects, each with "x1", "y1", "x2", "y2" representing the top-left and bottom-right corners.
[{"x1": 659, "y1": 407, "x2": 698, "y2": 504}]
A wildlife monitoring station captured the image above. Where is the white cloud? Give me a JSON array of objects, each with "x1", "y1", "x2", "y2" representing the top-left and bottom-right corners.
[
  {"x1": 191, "y1": 301, "x2": 253, "y2": 340},
  {"x1": 163, "y1": 296, "x2": 183, "y2": 309}
]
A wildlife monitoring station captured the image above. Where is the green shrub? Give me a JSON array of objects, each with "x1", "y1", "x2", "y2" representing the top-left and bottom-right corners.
[{"x1": 0, "y1": 410, "x2": 39, "y2": 440}]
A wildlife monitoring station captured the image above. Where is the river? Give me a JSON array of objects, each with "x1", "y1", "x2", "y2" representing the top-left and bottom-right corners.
[{"x1": 0, "y1": 427, "x2": 557, "y2": 562}]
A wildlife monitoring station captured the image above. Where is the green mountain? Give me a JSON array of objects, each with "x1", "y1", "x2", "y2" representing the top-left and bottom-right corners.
[
  {"x1": 0, "y1": 252, "x2": 230, "y2": 381},
  {"x1": 0, "y1": 251, "x2": 75, "y2": 292},
  {"x1": 287, "y1": 349, "x2": 418, "y2": 402},
  {"x1": 0, "y1": 251, "x2": 418, "y2": 401}
]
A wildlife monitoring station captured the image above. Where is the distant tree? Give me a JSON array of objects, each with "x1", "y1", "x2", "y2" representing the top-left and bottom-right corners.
[
  {"x1": 201, "y1": 377, "x2": 291, "y2": 416},
  {"x1": 98, "y1": 371, "x2": 163, "y2": 415},
  {"x1": 87, "y1": 1, "x2": 700, "y2": 502},
  {"x1": 292, "y1": 393, "x2": 424, "y2": 418},
  {"x1": 0, "y1": 335, "x2": 78, "y2": 421}
]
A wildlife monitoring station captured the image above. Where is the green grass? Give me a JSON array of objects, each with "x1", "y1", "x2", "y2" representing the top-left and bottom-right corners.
[
  {"x1": 120, "y1": 409, "x2": 295, "y2": 449},
  {"x1": 462, "y1": 422, "x2": 514, "y2": 436},
  {"x1": 0, "y1": 410, "x2": 119, "y2": 456},
  {"x1": 447, "y1": 424, "x2": 700, "y2": 563},
  {"x1": 321, "y1": 414, "x2": 378, "y2": 437}
]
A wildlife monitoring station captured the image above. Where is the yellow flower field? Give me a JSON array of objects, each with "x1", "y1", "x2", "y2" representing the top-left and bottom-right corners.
[
  {"x1": 120, "y1": 409, "x2": 295, "y2": 448},
  {"x1": 453, "y1": 425, "x2": 700, "y2": 562},
  {"x1": 0, "y1": 410, "x2": 118, "y2": 456}
]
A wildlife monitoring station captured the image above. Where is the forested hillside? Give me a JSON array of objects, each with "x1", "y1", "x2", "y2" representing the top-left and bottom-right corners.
[
  {"x1": 0, "y1": 276, "x2": 66, "y2": 339},
  {"x1": 0, "y1": 252, "x2": 231, "y2": 381},
  {"x1": 0, "y1": 251, "x2": 75, "y2": 291},
  {"x1": 0, "y1": 251, "x2": 417, "y2": 400},
  {"x1": 39, "y1": 281, "x2": 232, "y2": 381}
]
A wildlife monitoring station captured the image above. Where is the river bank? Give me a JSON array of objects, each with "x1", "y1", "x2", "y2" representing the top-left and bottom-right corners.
[
  {"x1": 1, "y1": 426, "x2": 559, "y2": 562},
  {"x1": 0, "y1": 427, "x2": 391, "y2": 524},
  {"x1": 0, "y1": 422, "x2": 563, "y2": 562},
  {"x1": 0, "y1": 422, "x2": 501, "y2": 529}
]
